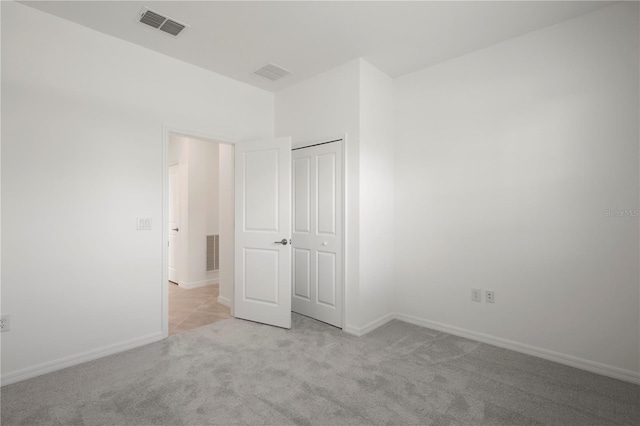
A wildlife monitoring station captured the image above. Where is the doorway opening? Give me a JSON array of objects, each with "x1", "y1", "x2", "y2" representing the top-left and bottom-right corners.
[
  {"x1": 162, "y1": 132, "x2": 347, "y2": 335},
  {"x1": 164, "y1": 130, "x2": 235, "y2": 336}
]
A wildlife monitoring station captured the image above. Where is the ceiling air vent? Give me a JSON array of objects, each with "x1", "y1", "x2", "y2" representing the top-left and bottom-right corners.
[
  {"x1": 159, "y1": 20, "x2": 186, "y2": 36},
  {"x1": 254, "y1": 63, "x2": 291, "y2": 82},
  {"x1": 138, "y1": 8, "x2": 187, "y2": 37}
]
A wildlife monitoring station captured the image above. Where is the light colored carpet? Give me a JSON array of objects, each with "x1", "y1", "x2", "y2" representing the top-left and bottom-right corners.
[{"x1": 1, "y1": 314, "x2": 638, "y2": 425}]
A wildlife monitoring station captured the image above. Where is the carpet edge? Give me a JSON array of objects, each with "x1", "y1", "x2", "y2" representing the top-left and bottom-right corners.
[
  {"x1": 1, "y1": 332, "x2": 164, "y2": 387},
  {"x1": 394, "y1": 313, "x2": 640, "y2": 385}
]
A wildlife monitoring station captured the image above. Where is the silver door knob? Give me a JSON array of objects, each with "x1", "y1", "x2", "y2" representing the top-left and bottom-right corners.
[
  {"x1": 274, "y1": 239, "x2": 288, "y2": 246},
  {"x1": 172, "y1": 227, "x2": 179, "y2": 232}
]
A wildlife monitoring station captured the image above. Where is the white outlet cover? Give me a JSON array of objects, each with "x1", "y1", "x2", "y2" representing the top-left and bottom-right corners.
[
  {"x1": 486, "y1": 291, "x2": 495, "y2": 303},
  {"x1": 1, "y1": 314, "x2": 10, "y2": 332}
]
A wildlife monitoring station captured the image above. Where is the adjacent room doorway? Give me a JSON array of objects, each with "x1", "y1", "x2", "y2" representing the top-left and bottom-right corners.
[
  {"x1": 162, "y1": 131, "x2": 346, "y2": 336},
  {"x1": 165, "y1": 131, "x2": 234, "y2": 335}
]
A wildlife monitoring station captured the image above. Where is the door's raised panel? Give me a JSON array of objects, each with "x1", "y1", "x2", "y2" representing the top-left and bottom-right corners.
[
  {"x1": 317, "y1": 251, "x2": 336, "y2": 307},
  {"x1": 293, "y1": 157, "x2": 311, "y2": 234},
  {"x1": 293, "y1": 248, "x2": 311, "y2": 300},
  {"x1": 244, "y1": 149, "x2": 278, "y2": 232},
  {"x1": 243, "y1": 248, "x2": 279, "y2": 305},
  {"x1": 317, "y1": 153, "x2": 336, "y2": 235}
]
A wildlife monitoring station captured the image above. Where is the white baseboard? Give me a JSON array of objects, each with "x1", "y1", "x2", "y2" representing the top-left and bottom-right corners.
[
  {"x1": 4, "y1": 312, "x2": 636, "y2": 386},
  {"x1": 341, "y1": 311, "x2": 639, "y2": 384},
  {"x1": 179, "y1": 279, "x2": 219, "y2": 289},
  {"x1": 342, "y1": 325, "x2": 360, "y2": 336},
  {"x1": 343, "y1": 313, "x2": 396, "y2": 337},
  {"x1": 393, "y1": 313, "x2": 640, "y2": 385},
  {"x1": 217, "y1": 295, "x2": 231, "y2": 307},
  {"x1": 1, "y1": 332, "x2": 163, "y2": 387}
]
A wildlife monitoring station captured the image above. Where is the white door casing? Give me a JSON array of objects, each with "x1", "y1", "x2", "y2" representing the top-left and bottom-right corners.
[
  {"x1": 234, "y1": 137, "x2": 292, "y2": 329},
  {"x1": 168, "y1": 164, "x2": 180, "y2": 284},
  {"x1": 292, "y1": 140, "x2": 343, "y2": 328}
]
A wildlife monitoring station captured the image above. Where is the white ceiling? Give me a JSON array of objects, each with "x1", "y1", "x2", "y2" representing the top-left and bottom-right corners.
[{"x1": 21, "y1": 1, "x2": 612, "y2": 92}]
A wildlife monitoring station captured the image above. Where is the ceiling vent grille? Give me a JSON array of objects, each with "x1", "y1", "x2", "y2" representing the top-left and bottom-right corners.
[
  {"x1": 254, "y1": 63, "x2": 291, "y2": 82},
  {"x1": 159, "y1": 20, "x2": 186, "y2": 36},
  {"x1": 138, "y1": 8, "x2": 187, "y2": 37}
]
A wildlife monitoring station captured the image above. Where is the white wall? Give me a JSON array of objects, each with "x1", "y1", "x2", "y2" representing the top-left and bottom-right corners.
[
  {"x1": 358, "y1": 61, "x2": 396, "y2": 328},
  {"x1": 1, "y1": 2, "x2": 273, "y2": 384},
  {"x1": 394, "y1": 2, "x2": 639, "y2": 379},
  {"x1": 276, "y1": 59, "x2": 362, "y2": 331},
  {"x1": 186, "y1": 137, "x2": 219, "y2": 287}
]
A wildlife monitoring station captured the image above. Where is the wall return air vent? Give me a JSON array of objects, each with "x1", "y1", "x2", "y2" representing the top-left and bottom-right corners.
[
  {"x1": 254, "y1": 63, "x2": 291, "y2": 82},
  {"x1": 137, "y1": 8, "x2": 188, "y2": 37}
]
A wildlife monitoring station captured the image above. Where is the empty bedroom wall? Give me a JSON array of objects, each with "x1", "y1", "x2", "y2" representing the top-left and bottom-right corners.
[
  {"x1": 358, "y1": 60, "x2": 395, "y2": 330},
  {"x1": 394, "y1": 2, "x2": 639, "y2": 379},
  {"x1": 1, "y1": 2, "x2": 274, "y2": 383}
]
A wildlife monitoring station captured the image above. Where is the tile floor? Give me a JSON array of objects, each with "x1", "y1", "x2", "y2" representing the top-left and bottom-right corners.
[{"x1": 168, "y1": 282, "x2": 232, "y2": 335}]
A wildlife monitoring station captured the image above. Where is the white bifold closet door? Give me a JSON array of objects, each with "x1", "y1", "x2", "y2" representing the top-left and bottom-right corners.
[{"x1": 292, "y1": 140, "x2": 343, "y2": 328}]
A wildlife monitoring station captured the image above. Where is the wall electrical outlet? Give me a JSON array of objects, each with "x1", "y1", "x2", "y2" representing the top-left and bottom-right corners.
[
  {"x1": 472, "y1": 288, "x2": 482, "y2": 302},
  {"x1": 486, "y1": 291, "x2": 495, "y2": 303},
  {"x1": 1, "y1": 314, "x2": 11, "y2": 332}
]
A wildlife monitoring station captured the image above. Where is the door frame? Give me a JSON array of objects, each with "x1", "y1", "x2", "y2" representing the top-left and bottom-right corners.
[
  {"x1": 292, "y1": 134, "x2": 347, "y2": 329},
  {"x1": 161, "y1": 125, "x2": 238, "y2": 338},
  {"x1": 161, "y1": 128, "x2": 349, "y2": 337}
]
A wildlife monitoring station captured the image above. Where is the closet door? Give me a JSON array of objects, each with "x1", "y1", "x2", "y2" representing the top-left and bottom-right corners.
[{"x1": 292, "y1": 140, "x2": 343, "y2": 328}]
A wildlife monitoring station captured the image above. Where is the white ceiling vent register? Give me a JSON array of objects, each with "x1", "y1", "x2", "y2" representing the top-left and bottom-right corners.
[
  {"x1": 137, "y1": 8, "x2": 188, "y2": 37},
  {"x1": 254, "y1": 63, "x2": 291, "y2": 82}
]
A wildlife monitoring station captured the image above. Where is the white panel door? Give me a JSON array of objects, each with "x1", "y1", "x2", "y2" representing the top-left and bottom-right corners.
[
  {"x1": 168, "y1": 164, "x2": 180, "y2": 284},
  {"x1": 234, "y1": 137, "x2": 292, "y2": 329},
  {"x1": 292, "y1": 141, "x2": 343, "y2": 327}
]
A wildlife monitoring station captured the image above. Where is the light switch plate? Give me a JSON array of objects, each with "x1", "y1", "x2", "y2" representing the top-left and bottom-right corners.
[
  {"x1": 137, "y1": 217, "x2": 152, "y2": 230},
  {"x1": 472, "y1": 288, "x2": 482, "y2": 302}
]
